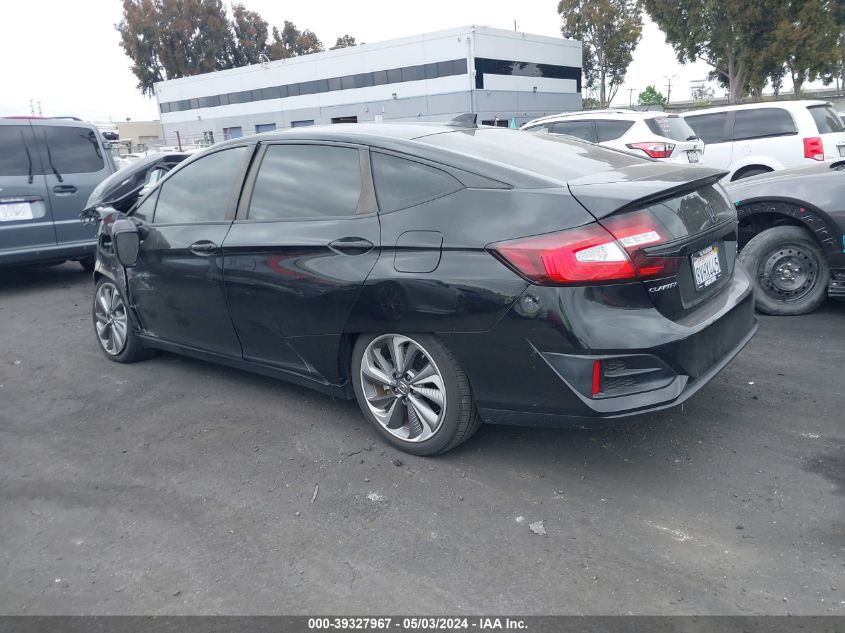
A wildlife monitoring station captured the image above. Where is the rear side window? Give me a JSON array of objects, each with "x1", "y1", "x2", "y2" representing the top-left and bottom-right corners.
[
  {"x1": 684, "y1": 113, "x2": 730, "y2": 144},
  {"x1": 371, "y1": 152, "x2": 462, "y2": 212},
  {"x1": 645, "y1": 116, "x2": 697, "y2": 142},
  {"x1": 38, "y1": 126, "x2": 104, "y2": 173},
  {"x1": 808, "y1": 105, "x2": 844, "y2": 134},
  {"x1": 248, "y1": 144, "x2": 363, "y2": 220},
  {"x1": 154, "y1": 146, "x2": 247, "y2": 224},
  {"x1": 733, "y1": 108, "x2": 796, "y2": 141},
  {"x1": 550, "y1": 120, "x2": 597, "y2": 143},
  {"x1": 0, "y1": 125, "x2": 38, "y2": 176},
  {"x1": 595, "y1": 120, "x2": 634, "y2": 142}
]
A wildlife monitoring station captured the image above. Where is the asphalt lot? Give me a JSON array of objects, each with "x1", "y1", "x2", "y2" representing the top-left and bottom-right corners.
[{"x1": 0, "y1": 262, "x2": 843, "y2": 615}]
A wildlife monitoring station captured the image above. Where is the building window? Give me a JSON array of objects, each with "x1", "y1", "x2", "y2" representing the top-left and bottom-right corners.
[
  {"x1": 331, "y1": 116, "x2": 357, "y2": 124},
  {"x1": 223, "y1": 126, "x2": 243, "y2": 140},
  {"x1": 255, "y1": 123, "x2": 276, "y2": 133},
  {"x1": 290, "y1": 120, "x2": 314, "y2": 128}
]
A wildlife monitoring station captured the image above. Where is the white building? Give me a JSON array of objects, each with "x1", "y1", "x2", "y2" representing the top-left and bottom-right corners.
[{"x1": 154, "y1": 25, "x2": 582, "y2": 146}]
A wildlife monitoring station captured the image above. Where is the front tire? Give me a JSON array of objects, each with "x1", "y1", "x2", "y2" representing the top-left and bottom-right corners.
[
  {"x1": 92, "y1": 278, "x2": 152, "y2": 362},
  {"x1": 739, "y1": 226, "x2": 829, "y2": 316},
  {"x1": 351, "y1": 333, "x2": 481, "y2": 456}
]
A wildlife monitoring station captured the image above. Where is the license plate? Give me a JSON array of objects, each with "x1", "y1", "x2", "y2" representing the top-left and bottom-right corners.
[
  {"x1": 692, "y1": 244, "x2": 722, "y2": 290},
  {"x1": 687, "y1": 151, "x2": 699, "y2": 163},
  {"x1": 0, "y1": 202, "x2": 33, "y2": 222},
  {"x1": 838, "y1": 145, "x2": 845, "y2": 157}
]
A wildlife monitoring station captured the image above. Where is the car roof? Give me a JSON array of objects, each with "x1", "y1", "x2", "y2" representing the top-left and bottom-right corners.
[
  {"x1": 245, "y1": 122, "x2": 473, "y2": 144},
  {"x1": 681, "y1": 100, "x2": 831, "y2": 116},
  {"x1": 524, "y1": 110, "x2": 678, "y2": 126}
]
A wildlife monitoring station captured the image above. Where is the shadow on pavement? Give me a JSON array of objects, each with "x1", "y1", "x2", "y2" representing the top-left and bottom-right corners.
[{"x1": 0, "y1": 262, "x2": 90, "y2": 293}]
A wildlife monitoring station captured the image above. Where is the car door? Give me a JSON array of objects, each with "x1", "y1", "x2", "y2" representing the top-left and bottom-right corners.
[
  {"x1": 222, "y1": 142, "x2": 380, "y2": 384},
  {"x1": 0, "y1": 122, "x2": 56, "y2": 262},
  {"x1": 731, "y1": 107, "x2": 798, "y2": 168},
  {"x1": 126, "y1": 144, "x2": 251, "y2": 357},
  {"x1": 33, "y1": 121, "x2": 114, "y2": 248}
]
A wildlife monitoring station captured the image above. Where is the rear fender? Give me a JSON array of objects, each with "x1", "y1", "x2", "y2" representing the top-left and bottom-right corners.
[{"x1": 736, "y1": 199, "x2": 841, "y2": 255}]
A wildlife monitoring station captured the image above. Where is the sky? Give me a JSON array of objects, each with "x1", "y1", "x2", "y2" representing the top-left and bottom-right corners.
[{"x1": 0, "y1": 0, "x2": 727, "y2": 122}]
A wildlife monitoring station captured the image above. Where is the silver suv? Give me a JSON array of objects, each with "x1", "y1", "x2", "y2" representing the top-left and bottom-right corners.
[{"x1": 0, "y1": 117, "x2": 115, "y2": 269}]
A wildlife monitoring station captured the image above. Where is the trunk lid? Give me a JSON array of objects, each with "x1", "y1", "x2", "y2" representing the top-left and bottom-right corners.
[{"x1": 569, "y1": 163, "x2": 737, "y2": 320}]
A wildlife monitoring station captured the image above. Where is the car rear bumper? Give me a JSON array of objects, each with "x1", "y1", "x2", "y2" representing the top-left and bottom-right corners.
[{"x1": 439, "y1": 265, "x2": 757, "y2": 427}]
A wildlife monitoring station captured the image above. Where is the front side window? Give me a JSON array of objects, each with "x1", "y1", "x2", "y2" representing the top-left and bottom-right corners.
[
  {"x1": 248, "y1": 144, "x2": 363, "y2": 220},
  {"x1": 550, "y1": 120, "x2": 597, "y2": 143},
  {"x1": 153, "y1": 146, "x2": 247, "y2": 224},
  {"x1": 39, "y1": 126, "x2": 104, "y2": 173},
  {"x1": 685, "y1": 113, "x2": 730, "y2": 144},
  {"x1": 733, "y1": 108, "x2": 796, "y2": 141},
  {"x1": 371, "y1": 153, "x2": 462, "y2": 213}
]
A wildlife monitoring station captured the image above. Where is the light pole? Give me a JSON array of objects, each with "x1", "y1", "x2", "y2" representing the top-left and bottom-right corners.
[{"x1": 627, "y1": 88, "x2": 636, "y2": 107}]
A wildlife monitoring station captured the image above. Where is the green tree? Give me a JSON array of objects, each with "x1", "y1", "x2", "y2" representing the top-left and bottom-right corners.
[
  {"x1": 769, "y1": 0, "x2": 840, "y2": 97},
  {"x1": 229, "y1": 3, "x2": 269, "y2": 66},
  {"x1": 117, "y1": 0, "x2": 163, "y2": 96},
  {"x1": 643, "y1": 0, "x2": 781, "y2": 103},
  {"x1": 558, "y1": 0, "x2": 643, "y2": 108},
  {"x1": 332, "y1": 34, "x2": 357, "y2": 49},
  {"x1": 267, "y1": 21, "x2": 324, "y2": 59},
  {"x1": 117, "y1": 1, "x2": 326, "y2": 95},
  {"x1": 637, "y1": 85, "x2": 666, "y2": 105},
  {"x1": 582, "y1": 96, "x2": 601, "y2": 109}
]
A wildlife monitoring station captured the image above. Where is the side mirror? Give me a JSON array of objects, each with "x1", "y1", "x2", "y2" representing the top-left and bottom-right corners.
[{"x1": 111, "y1": 218, "x2": 140, "y2": 268}]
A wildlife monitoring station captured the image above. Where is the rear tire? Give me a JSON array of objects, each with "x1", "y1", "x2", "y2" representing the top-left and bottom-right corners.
[
  {"x1": 351, "y1": 333, "x2": 481, "y2": 456},
  {"x1": 92, "y1": 278, "x2": 153, "y2": 362},
  {"x1": 739, "y1": 226, "x2": 829, "y2": 316}
]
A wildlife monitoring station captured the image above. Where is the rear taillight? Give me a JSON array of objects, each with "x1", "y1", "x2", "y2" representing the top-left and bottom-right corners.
[
  {"x1": 803, "y1": 136, "x2": 824, "y2": 161},
  {"x1": 626, "y1": 142, "x2": 675, "y2": 159},
  {"x1": 491, "y1": 209, "x2": 678, "y2": 285}
]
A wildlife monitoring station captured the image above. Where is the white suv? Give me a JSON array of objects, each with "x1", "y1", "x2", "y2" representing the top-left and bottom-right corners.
[
  {"x1": 520, "y1": 110, "x2": 705, "y2": 164},
  {"x1": 682, "y1": 101, "x2": 845, "y2": 181}
]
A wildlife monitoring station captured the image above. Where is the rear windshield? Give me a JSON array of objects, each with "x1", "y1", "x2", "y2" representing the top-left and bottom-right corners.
[
  {"x1": 647, "y1": 184, "x2": 736, "y2": 240},
  {"x1": 0, "y1": 125, "x2": 36, "y2": 177},
  {"x1": 808, "y1": 105, "x2": 844, "y2": 134},
  {"x1": 38, "y1": 126, "x2": 105, "y2": 174},
  {"x1": 420, "y1": 128, "x2": 646, "y2": 183},
  {"x1": 645, "y1": 116, "x2": 698, "y2": 142}
]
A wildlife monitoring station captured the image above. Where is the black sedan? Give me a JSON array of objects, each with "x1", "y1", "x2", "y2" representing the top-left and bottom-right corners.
[
  {"x1": 727, "y1": 161, "x2": 845, "y2": 315},
  {"x1": 91, "y1": 122, "x2": 757, "y2": 455}
]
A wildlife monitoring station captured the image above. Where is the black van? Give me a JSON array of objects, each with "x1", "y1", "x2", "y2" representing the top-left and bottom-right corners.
[{"x1": 0, "y1": 117, "x2": 115, "y2": 269}]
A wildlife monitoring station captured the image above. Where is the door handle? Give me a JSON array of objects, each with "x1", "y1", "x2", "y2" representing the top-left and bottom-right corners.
[
  {"x1": 328, "y1": 237, "x2": 374, "y2": 255},
  {"x1": 53, "y1": 185, "x2": 77, "y2": 195},
  {"x1": 189, "y1": 240, "x2": 219, "y2": 256}
]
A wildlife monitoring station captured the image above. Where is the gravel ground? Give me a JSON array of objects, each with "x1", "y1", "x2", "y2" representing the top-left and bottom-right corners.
[{"x1": 0, "y1": 263, "x2": 843, "y2": 615}]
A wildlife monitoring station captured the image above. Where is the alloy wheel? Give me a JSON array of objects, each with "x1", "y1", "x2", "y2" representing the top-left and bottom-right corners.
[
  {"x1": 94, "y1": 282, "x2": 129, "y2": 356},
  {"x1": 359, "y1": 334, "x2": 447, "y2": 443}
]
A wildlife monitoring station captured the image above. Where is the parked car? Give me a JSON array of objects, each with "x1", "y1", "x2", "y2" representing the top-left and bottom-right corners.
[
  {"x1": 0, "y1": 117, "x2": 116, "y2": 269},
  {"x1": 95, "y1": 122, "x2": 120, "y2": 142},
  {"x1": 682, "y1": 100, "x2": 845, "y2": 181},
  {"x1": 725, "y1": 160, "x2": 845, "y2": 315},
  {"x1": 91, "y1": 123, "x2": 756, "y2": 455},
  {"x1": 521, "y1": 110, "x2": 705, "y2": 164}
]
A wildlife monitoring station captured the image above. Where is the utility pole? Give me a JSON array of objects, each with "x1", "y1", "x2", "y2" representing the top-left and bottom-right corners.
[
  {"x1": 628, "y1": 88, "x2": 636, "y2": 107},
  {"x1": 664, "y1": 75, "x2": 677, "y2": 105}
]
